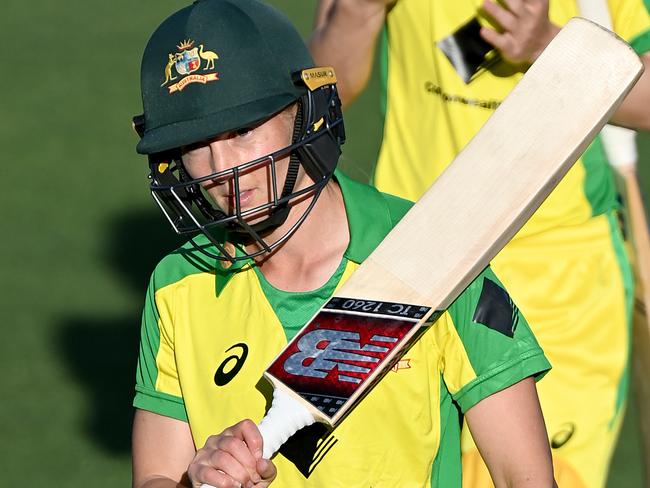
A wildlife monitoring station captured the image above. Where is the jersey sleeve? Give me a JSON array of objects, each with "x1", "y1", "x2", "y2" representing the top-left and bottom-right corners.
[
  {"x1": 610, "y1": 0, "x2": 650, "y2": 54},
  {"x1": 133, "y1": 269, "x2": 188, "y2": 421},
  {"x1": 433, "y1": 266, "x2": 551, "y2": 413}
]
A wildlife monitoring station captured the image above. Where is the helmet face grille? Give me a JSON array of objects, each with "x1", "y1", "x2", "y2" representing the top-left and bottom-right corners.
[
  {"x1": 144, "y1": 77, "x2": 345, "y2": 262},
  {"x1": 135, "y1": 0, "x2": 345, "y2": 262}
]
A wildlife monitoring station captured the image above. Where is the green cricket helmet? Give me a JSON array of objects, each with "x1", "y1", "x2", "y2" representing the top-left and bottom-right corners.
[{"x1": 133, "y1": 0, "x2": 345, "y2": 262}]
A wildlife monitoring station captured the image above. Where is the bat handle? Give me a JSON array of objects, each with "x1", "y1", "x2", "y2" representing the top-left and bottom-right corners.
[
  {"x1": 258, "y1": 387, "x2": 315, "y2": 459},
  {"x1": 199, "y1": 389, "x2": 314, "y2": 488}
]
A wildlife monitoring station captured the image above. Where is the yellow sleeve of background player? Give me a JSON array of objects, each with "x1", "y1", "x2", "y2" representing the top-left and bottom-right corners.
[{"x1": 609, "y1": 0, "x2": 650, "y2": 52}]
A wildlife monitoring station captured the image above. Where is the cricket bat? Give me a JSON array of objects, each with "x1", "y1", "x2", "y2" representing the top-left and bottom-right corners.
[
  {"x1": 577, "y1": 1, "x2": 650, "y2": 482},
  {"x1": 196, "y1": 18, "x2": 642, "y2": 486}
]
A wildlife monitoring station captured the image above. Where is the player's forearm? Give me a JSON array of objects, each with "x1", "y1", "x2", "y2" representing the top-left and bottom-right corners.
[
  {"x1": 132, "y1": 410, "x2": 196, "y2": 488},
  {"x1": 609, "y1": 54, "x2": 650, "y2": 131},
  {"x1": 481, "y1": 439, "x2": 556, "y2": 488},
  {"x1": 467, "y1": 378, "x2": 555, "y2": 488},
  {"x1": 135, "y1": 475, "x2": 190, "y2": 488},
  {"x1": 309, "y1": 0, "x2": 387, "y2": 105},
  {"x1": 492, "y1": 472, "x2": 557, "y2": 488}
]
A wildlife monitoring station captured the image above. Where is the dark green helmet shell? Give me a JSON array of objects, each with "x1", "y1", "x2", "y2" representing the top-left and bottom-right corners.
[{"x1": 137, "y1": 0, "x2": 314, "y2": 154}]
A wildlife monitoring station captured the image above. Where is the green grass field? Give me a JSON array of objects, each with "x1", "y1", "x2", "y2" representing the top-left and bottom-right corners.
[{"x1": 1, "y1": 0, "x2": 647, "y2": 485}]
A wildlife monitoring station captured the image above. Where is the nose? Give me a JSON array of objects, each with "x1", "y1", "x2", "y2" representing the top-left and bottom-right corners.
[{"x1": 207, "y1": 139, "x2": 240, "y2": 176}]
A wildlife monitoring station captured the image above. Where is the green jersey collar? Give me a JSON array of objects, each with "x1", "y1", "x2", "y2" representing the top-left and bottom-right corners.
[
  {"x1": 214, "y1": 169, "x2": 406, "y2": 295},
  {"x1": 336, "y1": 170, "x2": 402, "y2": 263}
]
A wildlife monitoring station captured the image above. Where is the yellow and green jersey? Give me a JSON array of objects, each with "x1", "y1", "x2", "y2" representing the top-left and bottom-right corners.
[
  {"x1": 134, "y1": 171, "x2": 550, "y2": 487},
  {"x1": 376, "y1": 0, "x2": 650, "y2": 239},
  {"x1": 375, "y1": 4, "x2": 645, "y2": 485}
]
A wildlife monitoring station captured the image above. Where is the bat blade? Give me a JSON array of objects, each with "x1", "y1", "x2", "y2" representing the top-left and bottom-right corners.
[
  {"x1": 199, "y1": 18, "x2": 643, "y2": 486},
  {"x1": 258, "y1": 17, "x2": 643, "y2": 460}
]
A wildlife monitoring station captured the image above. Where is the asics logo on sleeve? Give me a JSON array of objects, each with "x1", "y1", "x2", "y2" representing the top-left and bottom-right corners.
[
  {"x1": 214, "y1": 343, "x2": 249, "y2": 386},
  {"x1": 283, "y1": 329, "x2": 398, "y2": 384}
]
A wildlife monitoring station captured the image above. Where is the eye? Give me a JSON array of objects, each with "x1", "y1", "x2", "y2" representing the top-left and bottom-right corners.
[
  {"x1": 181, "y1": 140, "x2": 212, "y2": 164},
  {"x1": 182, "y1": 140, "x2": 208, "y2": 154},
  {"x1": 235, "y1": 127, "x2": 253, "y2": 137},
  {"x1": 181, "y1": 141, "x2": 210, "y2": 170}
]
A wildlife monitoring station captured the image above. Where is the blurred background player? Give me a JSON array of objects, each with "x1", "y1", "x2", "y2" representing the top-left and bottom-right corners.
[
  {"x1": 131, "y1": 0, "x2": 558, "y2": 486},
  {"x1": 310, "y1": 0, "x2": 650, "y2": 487}
]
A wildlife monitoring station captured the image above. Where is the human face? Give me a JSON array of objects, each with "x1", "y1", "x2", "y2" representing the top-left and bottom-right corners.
[{"x1": 181, "y1": 107, "x2": 296, "y2": 222}]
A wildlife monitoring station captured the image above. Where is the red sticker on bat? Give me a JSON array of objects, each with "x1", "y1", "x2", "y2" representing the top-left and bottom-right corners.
[{"x1": 267, "y1": 298, "x2": 430, "y2": 419}]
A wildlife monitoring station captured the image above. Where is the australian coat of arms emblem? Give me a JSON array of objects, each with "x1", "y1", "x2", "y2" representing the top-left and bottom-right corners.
[{"x1": 162, "y1": 39, "x2": 219, "y2": 94}]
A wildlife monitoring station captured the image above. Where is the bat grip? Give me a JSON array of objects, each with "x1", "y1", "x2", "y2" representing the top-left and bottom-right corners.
[
  {"x1": 199, "y1": 388, "x2": 314, "y2": 488},
  {"x1": 258, "y1": 387, "x2": 316, "y2": 459}
]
